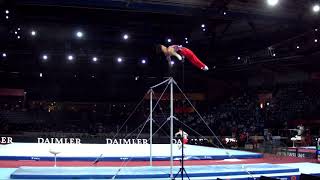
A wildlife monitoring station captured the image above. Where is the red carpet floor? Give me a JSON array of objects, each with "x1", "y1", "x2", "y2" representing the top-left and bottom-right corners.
[{"x1": 0, "y1": 154, "x2": 317, "y2": 168}]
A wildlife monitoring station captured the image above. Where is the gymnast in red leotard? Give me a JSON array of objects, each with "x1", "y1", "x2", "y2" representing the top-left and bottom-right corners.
[{"x1": 159, "y1": 44, "x2": 209, "y2": 71}]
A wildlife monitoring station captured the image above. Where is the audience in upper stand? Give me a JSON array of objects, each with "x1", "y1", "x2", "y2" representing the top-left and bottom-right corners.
[{"x1": 0, "y1": 83, "x2": 319, "y2": 146}]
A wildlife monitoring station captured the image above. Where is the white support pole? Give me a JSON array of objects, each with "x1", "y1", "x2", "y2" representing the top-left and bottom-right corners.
[
  {"x1": 150, "y1": 78, "x2": 171, "y2": 89},
  {"x1": 54, "y1": 154, "x2": 57, "y2": 167},
  {"x1": 149, "y1": 89, "x2": 153, "y2": 166},
  {"x1": 170, "y1": 78, "x2": 174, "y2": 179}
]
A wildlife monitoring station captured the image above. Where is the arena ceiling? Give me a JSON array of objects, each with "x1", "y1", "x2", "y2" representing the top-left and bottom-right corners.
[{"x1": 0, "y1": 0, "x2": 319, "y2": 100}]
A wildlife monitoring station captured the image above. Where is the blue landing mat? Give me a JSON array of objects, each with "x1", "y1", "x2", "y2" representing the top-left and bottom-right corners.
[{"x1": 10, "y1": 163, "x2": 299, "y2": 179}]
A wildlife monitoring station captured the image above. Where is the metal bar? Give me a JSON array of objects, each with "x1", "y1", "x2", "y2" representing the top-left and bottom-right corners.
[
  {"x1": 170, "y1": 77, "x2": 173, "y2": 179},
  {"x1": 150, "y1": 78, "x2": 171, "y2": 89},
  {"x1": 149, "y1": 89, "x2": 153, "y2": 166}
]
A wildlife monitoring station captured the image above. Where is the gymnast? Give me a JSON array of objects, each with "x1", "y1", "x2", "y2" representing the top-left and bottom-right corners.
[
  {"x1": 158, "y1": 44, "x2": 209, "y2": 71},
  {"x1": 175, "y1": 128, "x2": 189, "y2": 149}
]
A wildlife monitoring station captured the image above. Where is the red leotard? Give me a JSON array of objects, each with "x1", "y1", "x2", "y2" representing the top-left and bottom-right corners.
[{"x1": 178, "y1": 47, "x2": 208, "y2": 71}]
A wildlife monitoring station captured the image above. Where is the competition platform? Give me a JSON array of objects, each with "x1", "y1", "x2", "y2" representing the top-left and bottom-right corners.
[
  {"x1": 0, "y1": 143, "x2": 262, "y2": 161},
  {"x1": 0, "y1": 143, "x2": 320, "y2": 179}
]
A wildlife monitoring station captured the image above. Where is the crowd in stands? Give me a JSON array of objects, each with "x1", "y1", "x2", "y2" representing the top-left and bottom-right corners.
[{"x1": 1, "y1": 82, "x2": 320, "y2": 147}]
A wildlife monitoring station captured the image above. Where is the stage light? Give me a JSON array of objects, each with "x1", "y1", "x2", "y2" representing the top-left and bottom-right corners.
[
  {"x1": 17, "y1": 36, "x2": 20, "y2": 39},
  {"x1": 223, "y1": 12, "x2": 227, "y2": 15},
  {"x1": 315, "y1": 39, "x2": 318, "y2": 43},
  {"x1": 202, "y1": 28, "x2": 206, "y2": 32},
  {"x1": 185, "y1": 40, "x2": 189, "y2": 44},
  {"x1": 185, "y1": 37, "x2": 188, "y2": 40},
  {"x1": 117, "y1": 57, "x2": 123, "y2": 63},
  {"x1": 67, "y1": 55, "x2": 74, "y2": 61},
  {"x1": 141, "y1": 59, "x2": 146, "y2": 64},
  {"x1": 5, "y1": 10, "x2": 9, "y2": 14},
  {"x1": 170, "y1": 61, "x2": 175, "y2": 65},
  {"x1": 14, "y1": 31, "x2": 17, "y2": 34},
  {"x1": 5, "y1": 15, "x2": 9, "y2": 19},
  {"x1": 313, "y1": 4, "x2": 320, "y2": 12},
  {"x1": 42, "y1": 55, "x2": 48, "y2": 60},
  {"x1": 167, "y1": 38, "x2": 172, "y2": 43},
  {"x1": 92, "y1": 57, "x2": 98, "y2": 62},
  {"x1": 273, "y1": 53, "x2": 276, "y2": 56},
  {"x1": 17, "y1": 28, "x2": 20, "y2": 31},
  {"x1": 267, "y1": 102, "x2": 270, "y2": 106},
  {"x1": 201, "y1": 24, "x2": 205, "y2": 28},
  {"x1": 123, "y1": 34, "x2": 129, "y2": 40},
  {"x1": 39, "y1": 73, "x2": 43, "y2": 78},
  {"x1": 296, "y1": 45, "x2": 300, "y2": 49},
  {"x1": 316, "y1": 28, "x2": 318, "y2": 31},
  {"x1": 237, "y1": 56, "x2": 241, "y2": 60},
  {"x1": 135, "y1": 76, "x2": 139, "y2": 81},
  {"x1": 2, "y1": 53, "x2": 6, "y2": 57},
  {"x1": 31, "y1": 30, "x2": 37, "y2": 36},
  {"x1": 267, "y1": 0, "x2": 279, "y2": 6},
  {"x1": 76, "y1": 31, "x2": 83, "y2": 38}
]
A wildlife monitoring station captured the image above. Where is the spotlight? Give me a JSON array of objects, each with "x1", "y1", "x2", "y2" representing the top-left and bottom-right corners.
[
  {"x1": 223, "y1": 12, "x2": 227, "y2": 15},
  {"x1": 117, "y1": 57, "x2": 123, "y2": 63},
  {"x1": 5, "y1": 15, "x2": 9, "y2": 19},
  {"x1": 92, "y1": 57, "x2": 98, "y2": 62},
  {"x1": 170, "y1": 61, "x2": 175, "y2": 65},
  {"x1": 17, "y1": 28, "x2": 21, "y2": 31},
  {"x1": 76, "y1": 31, "x2": 83, "y2": 38},
  {"x1": 42, "y1": 55, "x2": 48, "y2": 60},
  {"x1": 313, "y1": 4, "x2": 320, "y2": 12},
  {"x1": 316, "y1": 28, "x2": 318, "y2": 31},
  {"x1": 167, "y1": 38, "x2": 172, "y2": 43},
  {"x1": 14, "y1": 31, "x2": 17, "y2": 34},
  {"x1": 315, "y1": 39, "x2": 318, "y2": 43},
  {"x1": 201, "y1": 24, "x2": 205, "y2": 28},
  {"x1": 141, "y1": 59, "x2": 146, "y2": 64},
  {"x1": 2, "y1": 53, "x2": 7, "y2": 57},
  {"x1": 185, "y1": 41, "x2": 189, "y2": 44},
  {"x1": 39, "y1": 73, "x2": 43, "y2": 78},
  {"x1": 185, "y1": 37, "x2": 188, "y2": 40},
  {"x1": 31, "y1": 30, "x2": 37, "y2": 36},
  {"x1": 296, "y1": 45, "x2": 300, "y2": 49},
  {"x1": 267, "y1": 0, "x2": 279, "y2": 6},
  {"x1": 237, "y1": 56, "x2": 241, "y2": 60},
  {"x1": 202, "y1": 28, "x2": 206, "y2": 32},
  {"x1": 17, "y1": 36, "x2": 20, "y2": 39},
  {"x1": 123, "y1": 34, "x2": 129, "y2": 40},
  {"x1": 67, "y1": 55, "x2": 74, "y2": 61},
  {"x1": 5, "y1": 10, "x2": 9, "y2": 14},
  {"x1": 273, "y1": 53, "x2": 276, "y2": 56}
]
